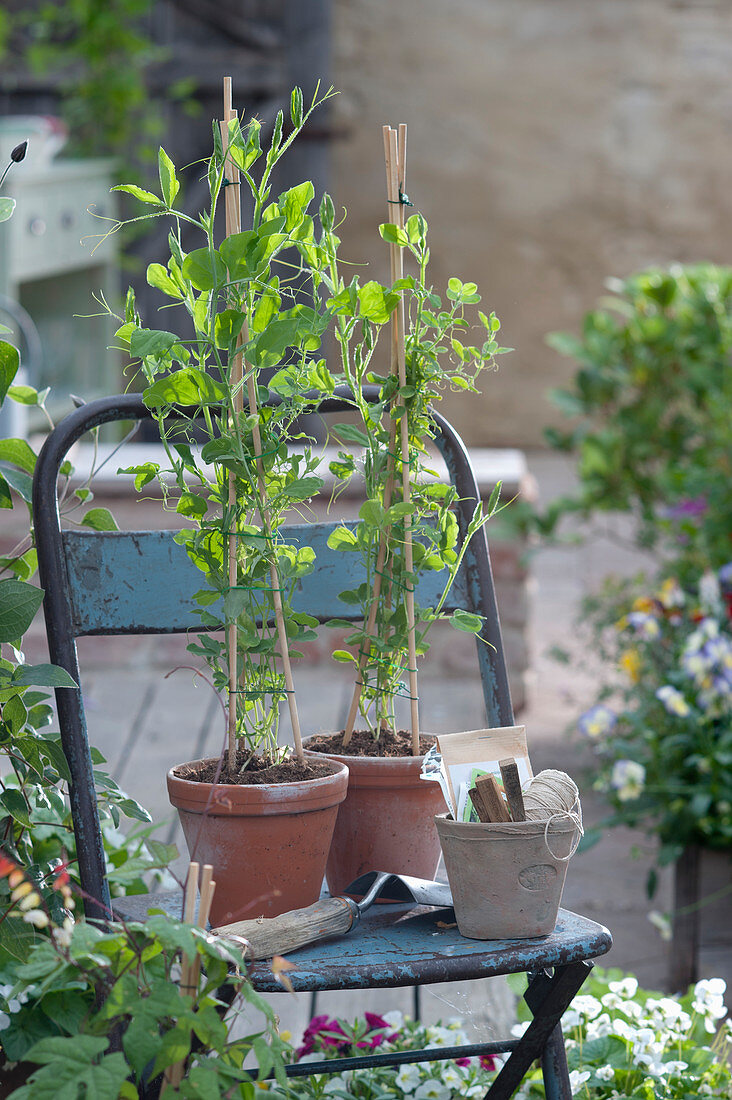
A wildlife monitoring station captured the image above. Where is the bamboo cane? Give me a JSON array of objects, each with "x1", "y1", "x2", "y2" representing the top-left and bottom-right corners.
[
  {"x1": 162, "y1": 863, "x2": 217, "y2": 1091},
  {"x1": 163, "y1": 861, "x2": 201, "y2": 1090},
  {"x1": 341, "y1": 126, "x2": 406, "y2": 747},
  {"x1": 220, "y1": 79, "x2": 305, "y2": 763},
  {"x1": 389, "y1": 125, "x2": 420, "y2": 756},
  {"x1": 222, "y1": 78, "x2": 242, "y2": 774}
]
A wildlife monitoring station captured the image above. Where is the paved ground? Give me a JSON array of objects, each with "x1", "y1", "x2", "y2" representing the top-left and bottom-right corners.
[{"x1": 9, "y1": 448, "x2": 731, "y2": 1044}]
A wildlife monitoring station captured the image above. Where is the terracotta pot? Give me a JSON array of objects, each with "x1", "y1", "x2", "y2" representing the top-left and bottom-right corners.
[
  {"x1": 167, "y1": 757, "x2": 349, "y2": 926},
  {"x1": 304, "y1": 742, "x2": 445, "y2": 896}
]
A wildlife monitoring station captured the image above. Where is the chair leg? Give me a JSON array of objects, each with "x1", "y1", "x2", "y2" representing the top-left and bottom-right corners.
[
  {"x1": 484, "y1": 962, "x2": 591, "y2": 1100},
  {"x1": 540, "y1": 1024, "x2": 571, "y2": 1100}
]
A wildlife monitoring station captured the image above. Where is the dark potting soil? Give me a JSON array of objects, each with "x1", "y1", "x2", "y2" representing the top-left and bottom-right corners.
[
  {"x1": 174, "y1": 752, "x2": 334, "y2": 786},
  {"x1": 306, "y1": 729, "x2": 436, "y2": 758}
]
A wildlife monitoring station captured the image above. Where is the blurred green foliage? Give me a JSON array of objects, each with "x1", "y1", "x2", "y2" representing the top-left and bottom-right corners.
[
  {"x1": 2, "y1": 0, "x2": 196, "y2": 170},
  {"x1": 516, "y1": 264, "x2": 732, "y2": 583}
]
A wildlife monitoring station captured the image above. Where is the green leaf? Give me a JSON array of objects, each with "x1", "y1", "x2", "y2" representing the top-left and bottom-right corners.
[
  {"x1": 359, "y1": 499, "x2": 385, "y2": 527},
  {"x1": 379, "y1": 223, "x2": 409, "y2": 247},
  {"x1": 0, "y1": 341, "x2": 20, "y2": 404},
  {"x1": 386, "y1": 502, "x2": 416, "y2": 521},
  {"x1": 327, "y1": 526, "x2": 359, "y2": 551},
  {"x1": 158, "y1": 146, "x2": 180, "y2": 207},
  {"x1": 333, "y1": 423, "x2": 369, "y2": 448},
  {"x1": 0, "y1": 438, "x2": 36, "y2": 474},
  {"x1": 143, "y1": 368, "x2": 225, "y2": 409},
  {"x1": 0, "y1": 579, "x2": 44, "y2": 641},
  {"x1": 0, "y1": 463, "x2": 32, "y2": 502},
  {"x1": 279, "y1": 181, "x2": 315, "y2": 231},
  {"x1": 176, "y1": 492, "x2": 207, "y2": 519},
  {"x1": 129, "y1": 328, "x2": 179, "y2": 359},
  {"x1": 80, "y1": 508, "x2": 119, "y2": 532},
  {"x1": 15, "y1": 1038, "x2": 128, "y2": 1100},
  {"x1": 146, "y1": 263, "x2": 182, "y2": 298},
  {"x1": 249, "y1": 319, "x2": 300, "y2": 370},
  {"x1": 358, "y1": 281, "x2": 400, "y2": 324},
  {"x1": 0, "y1": 196, "x2": 16, "y2": 222},
  {"x1": 118, "y1": 461, "x2": 159, "y2": 491},
  {"x1": 219, "y1": 230, "x2": 259, "y2": 280},
  {"x1": 6, "y1": 384, "x2": 39, "y2": 405},
  {"x1": 181, "y1": 247, "x2": 227, "y2": 291},
  {"x1": 283, "y1": 476, "x2": 323, "y2": 501},
  {"x1": 223, "y1": 587, "x2": 248, "y2": 622},
  {"x1": 112, "y1": 182, "x2": 164, "y2": 204},
  {"x1": 214, "y1": 309, "x2": 245, "y2": 350},
  {"x1": 451, "y1": 609, "x2": 484, "y2": 633},
  {"x1": 0, "y1": 788, "x2": 31, "y2": 828},
  {"x1": 0, "y1": 916, "x2": 37, "y2": 963},
  {"x1": 12, "y1": 663, "x2": 77, "y2": 688},
  {"x1": 332, "y1": 649, "x2": 356, "y2": 663}
]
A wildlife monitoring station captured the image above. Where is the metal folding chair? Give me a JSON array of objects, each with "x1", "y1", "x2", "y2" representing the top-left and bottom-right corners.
[{"x1": 33, "y1": 391, "x2": 611, "y2": 1099}]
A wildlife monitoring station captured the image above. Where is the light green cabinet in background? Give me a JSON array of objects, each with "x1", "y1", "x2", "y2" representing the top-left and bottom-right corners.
[{"x1": 0, "y1": 158, "x2": 119, "y2": 421}]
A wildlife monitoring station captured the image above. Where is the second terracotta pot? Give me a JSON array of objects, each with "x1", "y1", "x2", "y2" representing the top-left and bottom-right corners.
[
  {"x1": 305, "y1": 744, "x2": 445, "y2": 896},
  {"x1": 167, "y1": 757, "x2": 349, "y2": 926}
]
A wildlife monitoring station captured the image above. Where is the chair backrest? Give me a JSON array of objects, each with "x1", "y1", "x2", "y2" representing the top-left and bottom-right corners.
[{"x1": 33, "y1": 392, "x2": 513, "y2": 919}]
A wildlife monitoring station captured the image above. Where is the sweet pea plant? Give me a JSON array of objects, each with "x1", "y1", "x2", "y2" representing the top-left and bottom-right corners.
[
  {"x1": 577, "y1": 566, "x2": 732, "y2": 879},
  {"x1": 112, "y1": 87, "x2": 345, "y2": 774},
  {"x1": 323, "y1": 211, "x2": 507, "y2": 741},
  {"x1": 271, "y1": 1010, "x2": 501, "y2": 1100},
  {"x1": 514, "y1": 968, "x2": 732, "y2": 1099}
]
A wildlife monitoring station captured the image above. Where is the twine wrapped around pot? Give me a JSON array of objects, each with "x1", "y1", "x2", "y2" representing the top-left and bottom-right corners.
[{"x1": 522, "y1": 769, "x2": 583, "y2": 861}]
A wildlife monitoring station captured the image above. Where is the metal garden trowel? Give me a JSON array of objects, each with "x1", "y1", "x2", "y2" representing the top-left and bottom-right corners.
[{"x1": 212, "y1": 870, "x2": 454, "y2": 960}]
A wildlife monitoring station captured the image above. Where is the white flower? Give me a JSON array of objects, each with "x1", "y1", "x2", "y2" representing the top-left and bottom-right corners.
[
  {"x1": 608, "y1": 977, "x2": 638, "y2": 999},
  {"x1": 571, "y1": 995, "x2": 602, "y2": 1020},
  {"x1": 568, "y1": 1069, "x2": 590, "y2": 1094},
  {"x1": 0, "y1": 1012, "x2": 10, "y2": 1032},
  {"x1": 510, "y1": 1021, "x2": 530, "y2": 1038},
  {"x1": 656, "y1": 684, "x2": 691, "y2": 717},
  {"x1": 425, "y1": 1025, "x2": 461, "y2": 1048},
  {"x1": 610, "y1": 760, "x2": 645, "y2": 801},
  {"x1": 610, "y1": 1017, "x2": 636, "y2": 1041},
  {"x1": 414, "y1": 1081, "x2": 451, "y2": 1100},
  {"x1": 585, "y1": 1012, "x2": 613, "y2": 1039},
  {"x1": 396, "y1": 1065, "x2": 422, "y2": 1093},
  {"x1": 383, "y1": 1010, "x2": 404, "y2": 1029},
  {"x1": 663, "y1": 1060, "x2": 688, "y2": 1075},
  {"x1": 692, "y1": 977, "x2": 727, "y2": 1031},
  {"x1": 694, "y1": 977, "x2": 726, "y2": 1000},
  {"x1": 323, "y1": 1077, "x2": 348, "y2": 1095},
  {"x1": 441, "y1": 1065, "x2": 466, "y2": 1090},
  {"x1": 595, "y1": 1065, "x2": 614, "y2": 1082}
]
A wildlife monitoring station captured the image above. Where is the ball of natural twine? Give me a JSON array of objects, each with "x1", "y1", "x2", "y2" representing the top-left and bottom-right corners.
[{"x1": 523, "y1": 769, "x2": 580, "y2": 821}]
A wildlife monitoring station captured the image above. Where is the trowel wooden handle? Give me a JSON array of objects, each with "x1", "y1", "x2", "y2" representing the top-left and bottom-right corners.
[{"x1": 211, "y1": 896, "x2": 359, "y2": 960}]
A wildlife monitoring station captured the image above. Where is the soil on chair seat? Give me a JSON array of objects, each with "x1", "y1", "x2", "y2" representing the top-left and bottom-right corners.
[
  {"x1": 307, "y1": 729, "x2": 436, "y2": 758},
  {"x1": 174, "y1": 752, "x2": 334, "y2": 785}
]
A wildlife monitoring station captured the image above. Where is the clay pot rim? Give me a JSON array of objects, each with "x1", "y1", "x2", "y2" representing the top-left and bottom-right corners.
[
  {"x1": 303, "y1": 733, "x2": 433, "y2": 765},
  {"x1": 167, "y1": 755, "x2": 349, "y2": 816},
  {"x1": 169, "y1": 754, "x2": 347, "y2": 791}
]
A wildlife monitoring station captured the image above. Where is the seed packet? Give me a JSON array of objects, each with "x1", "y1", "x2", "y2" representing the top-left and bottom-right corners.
[{"x1": 436, "y1": 727, "x2": 533, "y2": 821}]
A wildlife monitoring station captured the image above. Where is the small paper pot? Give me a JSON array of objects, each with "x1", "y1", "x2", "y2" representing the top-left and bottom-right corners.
[{"x1": 434, "y1": 812, "x2": 579, "y2": 939}]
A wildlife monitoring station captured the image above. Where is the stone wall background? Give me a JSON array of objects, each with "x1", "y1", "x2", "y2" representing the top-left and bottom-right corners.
[{"x1": 330, "y1": 0, "x2": 732, "y2": 445}]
